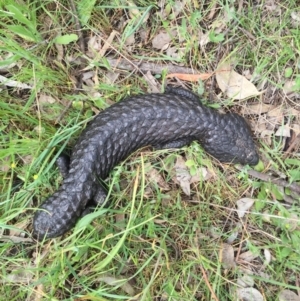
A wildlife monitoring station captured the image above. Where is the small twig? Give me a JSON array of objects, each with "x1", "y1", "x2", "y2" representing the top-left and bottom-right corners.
[
  {"x1": 69, "y1": 0, "x2": 85, "y2": 54},
  {"x1": 57, "y1": 1, "x2": 86, "y2": 123},
  {"x1": 236, "y1": 166, "x2": 300, "y2": 194},
  {"x1": 55, "y1": 100, "x2": 73, "y2": 124},
  {"x1": 207, "y1": 1, "x2": 218, "y2": 20},
  {"x1": 0, "y1": 235, "x2": 33, "y2": 243},
  {"x1": 199, "y1": 264, "x2": 220, "y2": 301},
  {"x1": 283, "y1": 133, "x2": 300, "y2": 159},
  {"x1": 106, "y1": 57, "x2": 199, "y2": 75}
]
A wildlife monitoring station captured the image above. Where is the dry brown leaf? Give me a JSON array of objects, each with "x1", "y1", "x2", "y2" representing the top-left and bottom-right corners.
[
  {"x1": 98, "y1": 273, "x2": 135, "y2": 296},
  {"x1": 145, "y1": 163, "x2": 170, "y2": 191},
  {"x1": 105, "y1": 71, "x2": 120, "y2": 85},
  {"x1": 190, "y1": 167, "x2": 211, "y2": 184},
  {"x1": 143, "y1": 71, "x2": 161, "y2": 93},
  {"x1": 241, "y1": 103, "x2": 276, "y2": 115},
  {"x1": 98, "y1": 31, "x2": 118, "y2": 58},
  {"x1": 209, "y1": 226, "x2": 222, "y2": 239},
  {"x1": 278, "y1": 212, "x2": 299, "y2": 231},
  {"x1": 237, "y1": 275, "x2": 255, "y2": 288},
  {"x1": 166, "y1": 72, "x2": 213, "y2": 81},
  {"x1": 125, "y1": 33, "x2": 135, "y2": 46},
  {"x1": 236, "y1": 198, "x2": 255, "y2": 218},
  {"x1": 127, "y1": 1, "x2": 141, "y2": 19},
  {"x1": 87, "y1": 35, "x2": 102, "y2": 57},
  {"x1": 266, "y1": 105, "x2": 285, "y2": 126},
  {"x1": 220, "y1": 243, "x2": 236, "y2": 269},
  {"x1": 263, "y1": 249, "x2": 272, "y2": 265},
  {"x1": 9, "y1": 220, "x2": 29, "y2": 236},
  {"x1": 199, "y1": 31, "x2": 210, "y2": 47},
  {"x1": 166, "y1": 46, "x2": 184, "y2": 60},
  {"x1": 291, "y1": 11, "x2": 300, "y2": 23},
  {"x1": 0, "y1": 235, "x2": 33, "y2": 243},
  {"x1": 236, "y1": 287, "x2": 264, "y2": 301},
  {"x1": 0, "y1": 156, "x2": 11, "y2": 172},
  {"x1": 226, "y1": 222, "x2": 242, "y2": 244},
  {"x1": 169, "y1": 0, "x2": 186, "y2": 19},
  {"x1": 239, "y1": 250, "x2": 259, "y2": 263},
  {"x1": 216, "y1": 60, "x2": 261, "y2": 100},
  {"x1": 283, "y1": 80, "x2": 300, "y2": 98},
  {"x1": 0, "y1": 52, "x2": 17, "y2": 71},
  {"x1": 292, "y1": 124, "x2": 300, "y2": 134},
  {"x1": 152, "y1": 30, "x2": 176, "y2": 50},
  {"x1": 275, "y1": 124, "x2": 291, "y2": 137},
  {"x1": 174, "y1": 156, "x2": 191, "y2": 196},
  {"x1": 3, "y1": 269, "x2": 34, "y2": 283},
  {"x1": 279, "y1": 289, "x2": 300, "y2": 301},
  {"x1": 39, "y1": 93, "x2": 56, "y2": 105},
  {"x1": 0, "y1": 75, "x2": 33, "y2": 89}
]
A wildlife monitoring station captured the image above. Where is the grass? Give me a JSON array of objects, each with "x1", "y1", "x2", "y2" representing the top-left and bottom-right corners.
[{"x1": 1, "y1": 0, "x2": 300, "y2": 300}]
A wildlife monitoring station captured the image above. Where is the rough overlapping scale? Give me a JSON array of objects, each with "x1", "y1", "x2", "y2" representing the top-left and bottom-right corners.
[{"x1": 33, "y1": 88, "x2": 258, "y2": 240}]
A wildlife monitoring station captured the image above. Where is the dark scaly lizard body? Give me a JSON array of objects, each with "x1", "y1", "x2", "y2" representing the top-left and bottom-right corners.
[{"x1": 33, "y1": 88, "x2": 258, "y2": 240}]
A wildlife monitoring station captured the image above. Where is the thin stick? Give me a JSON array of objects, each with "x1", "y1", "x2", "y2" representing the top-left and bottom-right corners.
[
  {"x1": 69, "y1": 0, "x2": 85, "y2": 54},
  {"x1": 199, "y1": 265, "x2": 220, "y2": 301},
  {"x1": 106, "y1": 57, "x2": 199, "y2": 75},
  {"x1": 283, "y1": 133, "x2": 300, "y2": 159},
  {"x1": 236, "y1": 166, "x2": 300, "y2": 194}
]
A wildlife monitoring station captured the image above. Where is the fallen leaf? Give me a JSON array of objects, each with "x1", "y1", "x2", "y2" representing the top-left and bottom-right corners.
[
  {"x1": 266, "y1": 105, "x2": 284, "y2": 125},
  {"x1": 127, "y1": 1, "x2": 141, "y2": 19},
  {"x1": 220, "y1": 243, "x2": 236, "y2": 269},
  {"x1": 198, "y1": 31, "x2": 210, "y2": 47},
  {"x1": 279, "y1": 212, "x2": 299, "y2": 231},
  {"x1": 0, "y1": 52, "x2": 17, "y2": 71},
  {"x1": 241, "y1": 103, "x2": 276, "y2": 115},
  {"x1": 283, "y1": 80, "x2": 300, "y2": 97},
  {"x1": 152, "y1": 30, "x2": 176, "y2": 50},
  {"x1": 292, "y1": 123, "x2": 300, "y2": 134},
  {"x1": 166, "y1": 46, "x2": 184, "y2": 60},
  {"x1": 275, "y1": 124, "x2": 291, "y2": 137},
  {"x1": 226, "y1": 222, "x2": 242, "y2": 244},
  {"x1": 174, "y1": 156, "x2": 191, "y2": 196},
  {"x1": 190, "y1": 167, "x2": 211, "y2": 183},
  {"x1": 237, "y1": 275, "x2": 255, "y2": 288},
  {"x1": 98, "y1": 273, "x2": 135, "y2": 296},
  {"x1": 2, "y1": 269, "x2": 33, "y2": 283},
  {"x1": 260, "y1": 130, "x2": 274, "y2": 145},
  {"x1": 87, "y1": 35, "x2": 102, "y2": 58},
  {"x1": 264, "y1": 0, "x2": 279, "y2": 12},
  {"x1": 239, "y1": 250, "x2": 259, "y2": 263},
  {"x1": 55, "y1": 41, "x2": 64, "y2": 62},
  {"x1": 279, "y1": 289, "x2": 300, "y2": 301},
  {"x1": 39, "y1": 94, "x2": 56, "y2": 105},
  {"x1": 216, "y1": 60, "x2": 261, "y2": 100},
  {"x1": 291, "y1": 12, "x2": 300, "y2": 23},
  {"x1": 236, "y1": 198, "x2": 255, "y2": 218},
  {"x1": 82, "y1": 71, "x2": 95, "y2": 81},
  {"x1": 166, "y1": 72, "x2": 213, "y2": 81},
  {"x1": 143, "y1": 71, "x2": 161, "y2": 93},
  {"x1": 0, "y1": 156, "x2": 11, "y2": 172},
  {"x1": 264, "y1": 249, "x2": 272, "y2": 265},
  {"x1": 98, "y1": 30, "x2": 118, "y2": 58},
  {"x1": 0, "y1": 75, "x2": 32, "y2": 89},
  {"x1": 9, "y1": 220, "x2": 29, "y2": 236},
  {"x1": 168, "y1": 0, "x2": 186, "y2": 19},
  {"x1": 105, "y1": 71, "x2": 120, "y2": 85},
  {"x1": 125, "y1": 33, "x2": 135, "y2": 45},
  {"x1": 236, "y1": 287, "x2": 264, "y2": 301},
  {"x1": 145, "y1": 163, "x2": 170, "y2": 191}
]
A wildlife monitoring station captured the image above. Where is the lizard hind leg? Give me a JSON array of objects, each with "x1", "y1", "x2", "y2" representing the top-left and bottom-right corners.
[{"x1": 56, "y1": 154, "x2": 70, "y2": 178}]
